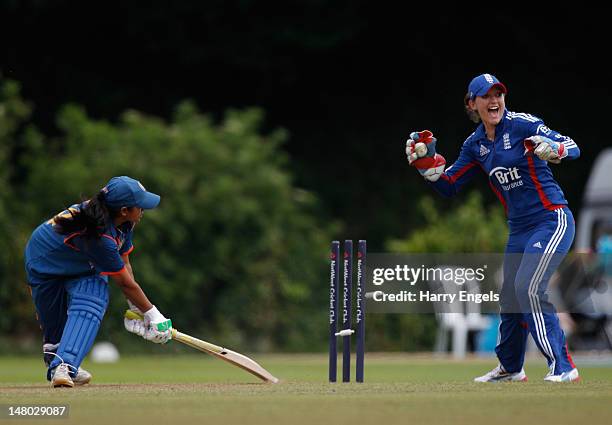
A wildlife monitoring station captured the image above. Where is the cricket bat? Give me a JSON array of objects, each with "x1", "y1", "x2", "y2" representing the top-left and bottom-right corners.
[{"x1": 124, "y1": 310, "x2": 279, "y2": 383}]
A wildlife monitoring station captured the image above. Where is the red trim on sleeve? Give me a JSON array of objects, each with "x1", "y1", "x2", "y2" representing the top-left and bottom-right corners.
[
  {"x1": 63, "y1": 231, "x2": 86, "y2": 251},
  {"x1": 100, "y1": 266, "x2": 127, "y2": 276},
  {"x1": 444, "y1": 161, "x2": 479, "y2": 184},
  {"x1": 122, "y1": 245, "x2": 134, "y2": 256},
  {"x1": 102, "y1": 233, "x2": 120, "y2": 245},
  {"x1": 526, "y1": 155, "x2": 563, "y2": 211}
]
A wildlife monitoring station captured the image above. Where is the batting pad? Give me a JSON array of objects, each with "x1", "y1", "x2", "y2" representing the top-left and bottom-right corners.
[{"x1": 48, "y1": 275, "x2": 109, "y2": 379}]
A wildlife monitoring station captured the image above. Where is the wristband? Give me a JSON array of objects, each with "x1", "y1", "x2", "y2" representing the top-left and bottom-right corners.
[{"x1": 144, "y1": 306, "x2": 165, "y2": 323}]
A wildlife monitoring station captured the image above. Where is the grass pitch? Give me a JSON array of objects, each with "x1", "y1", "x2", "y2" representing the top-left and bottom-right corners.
[{"x1": 1, "y1": 354, "x2": 612, "y2": 425}]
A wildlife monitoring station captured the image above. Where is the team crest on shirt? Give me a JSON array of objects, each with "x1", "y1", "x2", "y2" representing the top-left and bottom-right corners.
[
  {"x1": 503, "y1": 133, "x2": 511, "y2": 150},
  {"x1": 479, "y1": 144, "x2": 490, "y2": 156}
]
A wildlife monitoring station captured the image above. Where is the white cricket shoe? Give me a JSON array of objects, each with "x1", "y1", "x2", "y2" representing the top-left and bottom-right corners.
[
  {"x1": 474, "y1": 365, "x2": 528, "y2": 382},
  {"x1": 544, "y1": 368, "x2": 580, "y2": 383},
  {"x1": 51, "y1": 364, "x2": 74, "y2": 388},
  {"x1": 73, "y1": 367, "x2": 92, "y2": 386}
]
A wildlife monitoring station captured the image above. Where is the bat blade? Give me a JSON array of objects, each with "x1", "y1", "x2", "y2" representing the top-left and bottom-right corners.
[{"x1": 171, "y1": 329, "x2": 279, "y2": 384}]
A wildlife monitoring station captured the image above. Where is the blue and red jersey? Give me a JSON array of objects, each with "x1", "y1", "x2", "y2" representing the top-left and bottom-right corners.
[
  {"x1": 25, "y1": 203, "x2": 134, "y2": 285},
  {"x1": 431, "y1": 110, "x2": 580, "y2": 222}
]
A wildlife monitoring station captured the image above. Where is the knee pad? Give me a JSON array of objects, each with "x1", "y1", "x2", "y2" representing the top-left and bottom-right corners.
[{"x1": 68, "y1": 275, "x2": 109, "y2": 320}]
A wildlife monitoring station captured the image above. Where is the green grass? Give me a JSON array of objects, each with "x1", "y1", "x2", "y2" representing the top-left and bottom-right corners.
[{"x1": 1, "y1": 354, "x2": 612, "y2": 425}]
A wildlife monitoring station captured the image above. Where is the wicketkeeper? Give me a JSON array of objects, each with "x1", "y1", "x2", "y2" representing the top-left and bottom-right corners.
[
  {"x1": 25, "y1": 176, "x2": 173, "y2": 387},
  {"x1": 406, "y1": 73, "x2": 580, "y2": 382}
]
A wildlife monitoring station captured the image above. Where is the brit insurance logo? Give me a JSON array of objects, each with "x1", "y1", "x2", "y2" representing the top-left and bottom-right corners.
[
  {"x1": 489, "y1": 166, "x2": 524, "y2": 191},
  {"x1": 536, "y1": 124, "x2": 552, "y2": 136}
]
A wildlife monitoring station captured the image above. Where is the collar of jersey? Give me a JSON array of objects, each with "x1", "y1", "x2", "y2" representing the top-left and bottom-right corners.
[{"x1": 110, "y1": 222, "x2": 133, "y2": 238}]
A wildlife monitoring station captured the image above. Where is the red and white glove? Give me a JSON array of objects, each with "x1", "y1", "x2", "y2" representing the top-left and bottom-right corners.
[
  {"x1": 524, "y1": 135, "x2": 566, "y2": 163},
  {"x1": 406, "y1": 130, "x2": 446, "y2": 182}
]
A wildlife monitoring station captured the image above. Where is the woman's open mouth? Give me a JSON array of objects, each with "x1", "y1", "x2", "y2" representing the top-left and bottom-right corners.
[{"x1": 487, "y1": 105, "x2": 500, "y2": 120}]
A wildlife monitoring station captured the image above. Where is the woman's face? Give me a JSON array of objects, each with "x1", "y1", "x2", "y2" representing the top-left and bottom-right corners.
[
  {"x1": 124, "y1": 207, "x2": 144, "y2": 224},
  {"x1": 469, "y1": 87, "x2": 505, "y2": 127}
]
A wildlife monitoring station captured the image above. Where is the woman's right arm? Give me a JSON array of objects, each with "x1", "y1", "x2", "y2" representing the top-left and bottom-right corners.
[
  {"x1": 429, "y1": 140, "x2": 481, "y2": 197},
  {"x1": 111, "y1": 269, "x2": 172, "y2": 344},
  {"x1": 111, "y1": 268, "x2": 154, "y2": 312},
  {"x1": 407, "y1": 132, "x2": 480, "y2": 197},
  {"x1": 86, "y1": 236, "x2": 172, "y2": 342}
]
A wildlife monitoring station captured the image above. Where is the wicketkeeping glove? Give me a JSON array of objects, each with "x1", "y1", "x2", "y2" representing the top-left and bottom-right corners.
[
  {"x1": 524, "y1": 135, "x2": 566, "y2": 163},
  {"x1": 405, "y1": 130, "x2": 446, "y2": 182}
]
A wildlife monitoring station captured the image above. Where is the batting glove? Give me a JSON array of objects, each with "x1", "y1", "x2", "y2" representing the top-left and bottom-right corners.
[
  {"x1": 124, "y1": 300, "x2": 146, "y2": 337},
  {"x1": 143, "y1": 306, "x2": 172, "y2": 344},
  {"x1": 524, "y1": 135, "x2": 566, "y2": 163},
  {"x1": 406, "y1": 130, "x2": 446, "y2": 182}
]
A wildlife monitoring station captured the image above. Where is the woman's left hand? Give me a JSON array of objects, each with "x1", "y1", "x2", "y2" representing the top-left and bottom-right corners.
[
  {"x1": 124, "y1": 300, "x2": 146, "y2": 336},
  {"x1": 525, "y1": 135, "x2": 565, "y2": 162}
]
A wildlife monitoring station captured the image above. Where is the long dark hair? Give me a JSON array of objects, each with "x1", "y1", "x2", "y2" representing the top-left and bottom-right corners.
[{"x1": 53, "y1": 191, "x2": 117, "y2": 238}]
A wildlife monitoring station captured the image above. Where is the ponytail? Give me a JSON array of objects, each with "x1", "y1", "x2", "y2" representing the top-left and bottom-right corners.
[
  {"x1": 53, "y1": 191, "x2": 115, "y2": 238},
  {"x1": 464, "y1": 92, "x2": 481, "y2": 123}
]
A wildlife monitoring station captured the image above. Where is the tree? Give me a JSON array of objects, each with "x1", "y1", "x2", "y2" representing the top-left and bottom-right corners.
[
  {"x1": 0, "y1": 80, "x2": 38, "y2": 339},
  {"x1": 366, "y1": 192, "x2": 508, "y2": 352},
  {"x1": 387, "y1": 192, "x2": 508, "y2": 253},
  {"x1": 1, "y1": 79, "x2": 335, "y2": 351}
]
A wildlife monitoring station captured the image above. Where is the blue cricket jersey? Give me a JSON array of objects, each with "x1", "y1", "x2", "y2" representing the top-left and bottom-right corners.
[
  {"x1": 430, "y1": 110, "x2": 580, "y2": 221},
  {"x1": 25, "y1": 203, "x2": 134, "y2": 285}
]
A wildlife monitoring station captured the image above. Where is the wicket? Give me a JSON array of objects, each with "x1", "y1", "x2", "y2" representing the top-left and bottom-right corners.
[{"x1": 329, "y1": 239, "x2": 366, "y2": 383}]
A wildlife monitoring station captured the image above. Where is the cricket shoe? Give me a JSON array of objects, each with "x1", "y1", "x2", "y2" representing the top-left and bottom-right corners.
[
  {"x1": 73, "y1": 367, "x2": 92, "y2": 386},
  {"x1": 544, "y1": 368, "x2": 580, "y2": 383},
  {"x1": 51, "y1": 364, "x2": 74, "y2": 388},
  {"x1": 474, "y1": 365, "x2": 528, "y2": 382}
]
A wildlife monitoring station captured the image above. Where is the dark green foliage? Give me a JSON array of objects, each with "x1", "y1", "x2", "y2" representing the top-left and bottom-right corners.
[
  {"x1": 387, "y1": 192, "x2": 508, "y2": 253},
  {"x1": 0, "y1": 80, "x2": 333, "y2": 351},
  {"x1": 368, "y1": 192, "x2": 507, "y2": 351}
]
